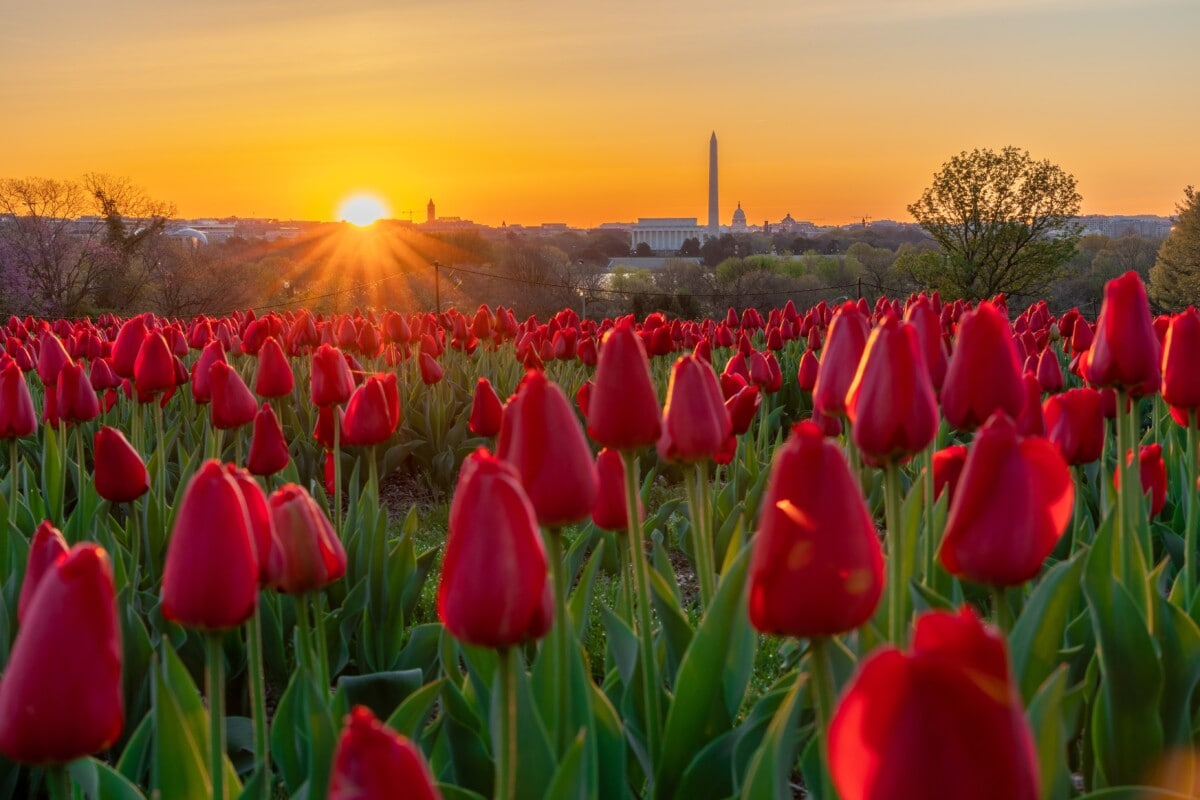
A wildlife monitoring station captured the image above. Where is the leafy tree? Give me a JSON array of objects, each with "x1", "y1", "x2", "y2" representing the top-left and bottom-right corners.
[
  {"x1": 677, "y1": 237, "x2": 701, "y2": 257},
  {"x1": 907, "y1": 146, "x2": 1082, "y2": 300},
  {"x1": 634, "y1": 242, "x2": 653, "y2": 257},
  {"x1": 1149, "y1": 187, "x2": 1200, "y2": 311}
]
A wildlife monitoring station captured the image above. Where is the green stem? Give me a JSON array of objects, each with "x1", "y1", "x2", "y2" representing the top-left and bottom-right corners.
[
  {"x1": 75, "y1": 426, "x2": 85, "y2": 515},
  {"x1": 621, "y1": 450, "x2": 661, "y2": 764},
  {"x1": 1070, "y1": 467, "x2": 1084, "y2": 556},
  {"x1": 8, "y1": 438, "x2": 18, "y2": 529},
  {"x1": 921, "y1": 447, "x2": 934, "y2": 585},
  {"x1": 234, "y1": 431, "x2": 243, "y2": 471},
  {"x1": 546, "y1": 528, "x2": 572, "y2": 755},
  {"x1": 368, "y1": 444, "x2": 378, "y2": 505},
  {"x1": 617, "y1": 539, "x2": 634, "y2": 626},
  {"x1": 246, "y1": 606, "x2": 271, "y2": 798},
  {"x1": 57, "y1": 420, "x2": 67, "y2": 523},
  {"x1": 207, "y1": 633, "x2": 227, "y2": 800},
  {"x1": 1114, "y1": 395, "x2": 1130, "y2": 585},
  {"x1": 311, "y1": 592, "x2": 330, "y2": 692},
  {"x1": 154, "y1": 400, "x2": 167, "y2": 504},
  {"x1": 700, "y1": 462, "x2": 717, "y2": 576},
  {"x1": 333, "y1": 417, "x2": 342, "y2": 534},
  {"x1": 45, "y1": 766, "x2": 72, "y2": 800},
  {"x1": 884, "y1": 463, "x2": 905, "y2": 644},
  {"x1": 130, "y1": 500, "x2": 142, "y2": 592},
  {"x1": 809, "y1": 638, "x2": 840, "y2": 800},
  {"x1": 685, "y1": 464, "x2": 715, "y2": 608},
  {"x1": 295, "y1": 594, "x2": 315, "y2": 680},
  {"x1": 1186, "y1": 412, "x2": 1198, "y2": 598},
  {"x1": 991, "y1": 586, "x2": 1013, "y2": 634},
  {"x1": 495, "y1": 647, "x2": 519, "y2": 800}
]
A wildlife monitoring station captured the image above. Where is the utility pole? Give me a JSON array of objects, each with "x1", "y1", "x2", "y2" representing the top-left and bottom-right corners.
[{"x1": 433, "y1": 260, "x2": 441, "y2": 312}]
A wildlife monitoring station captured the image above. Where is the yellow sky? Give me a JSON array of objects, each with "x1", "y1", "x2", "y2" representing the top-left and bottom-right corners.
[{"x1": 3, "y1": 0, "x2": 1197, "y2": 227}]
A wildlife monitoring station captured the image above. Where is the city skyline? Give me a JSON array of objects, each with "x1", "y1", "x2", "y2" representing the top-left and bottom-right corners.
[{"x1": 4, "y1": 0, "x2": 1198, "y2": 227}]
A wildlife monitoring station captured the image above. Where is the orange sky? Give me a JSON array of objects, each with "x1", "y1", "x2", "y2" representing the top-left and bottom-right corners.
[{"x1": 4, "y1": 0, "x2": 1197, "y2": 227}]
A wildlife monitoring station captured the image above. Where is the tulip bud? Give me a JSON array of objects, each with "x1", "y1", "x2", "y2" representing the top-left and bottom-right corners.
[
  {"x1": 1043, "y1": 388, "x2": 1105, "y2": 465},
  {"x1": 587, "y1": 321, "x2": 661, "y2": 450},
  {"x1": 161, "y1": 460, "x2": 259, "y2": 630},
  {"x1": 437, "y1": 449, "x2": 551, "y2": 648},
  {"x1": 658, "y1": 355, "x2": 731, "y2": 463},
  {"x1": 329, "y1": 706, "x2": 442, "y2": 800},
  {"x1": 0, "y1": 544, "x2": 123, "y2": 765},
  {"x1": 247, "y1": 404, "x2": 290, "y2": 477},
  {"x1": 468, "y1": 377, "x2": 503, "y2": 437},
  {"x1": 748, "y1": 422, "x2": 884, "y2": 638},
  {"x1": 266, "y1": 484, "x2": 347, "y2": 594},
  {"x1": 17, "y1": 521, "x2": 68, "y2": 625},
  {"x1": 93, "y1": 426, "x2": 150, "y2": 503},
  {"x1": 311, "y1": 344, "x2": 355, "y2": 407},
  {"x1": 0, "y1": 361, "x2": 38, "y2": 439},
  {"x1": 210, "y1": 361, "x2": 259, "y2": 430},
  {"x1": 1084, "y1": 271, "x2": 1161, "y2": 395},
  {"x1": 254, "y1": 336, "x2": 295, "y2": 398},
  {"x1": 813, "y1": 302, "x2": 869, "y2": 419},
  {"x1": 941, "y1": 301, "x2": 1025, "y2": 432},
  {"x1": 829, "y1": 607, "x2": 1039, "y2": 800}
]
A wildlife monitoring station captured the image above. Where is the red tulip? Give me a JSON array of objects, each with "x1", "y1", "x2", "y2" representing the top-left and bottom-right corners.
[
  {"x1": 587, "y1": 320, "x2": 661, "y2": 450},
  {"x1": 111, "y1": 315, "x2": 148, "y2": 379},
  {"x1": 468, "y1": 377, "x2": 503, "y2": 437},
  {"x1": 1162, "y1": 307, "x2": 1200, "y2": 424},
  {"x1": 254, "y1": 336, "x2": 295, "y2": 398},
  {"x1": 592, "y1": 448, "x2": 641, "y2": 532},
  {"x1": 56, "y1": 361, "x2": 100, "y2": 424},
  {"x1": 498, "y1": 371, "x2": 597, "y2": 527},
  {"x1": 845, "y1": 317, "x2": 937, "y2": 466},
  {"x1": 930, "y1": 444, "x2": 968, "y2": 504},
  {"x1": 248, "y1": 404, "x2": 290, "y2": 476},
  {"x1": 93, "y1": 426, "x2": 150, "y2": 503},
  {"x1": 726, "y1": 384, "x2": 761, "y2": 436},
  {"x1": 796, "y1": 347, "x2": 819, "y2": 393},
  {"x1": 36, "y1": 332, "x2": 72, "y2": 388},
  {"x1": 265, "y1": 484, "x2": 347, "y2": 594},
  {"x1": 328, "y1": 706, "x2": 442, "y2": 800},
  {"x1": 939, "y1": 413, "x2": 1073, "y2": 586},
  {"x1": 418, "y1": 352, "x2": 443, "y2": 385},
  {"x1": 1015, "y1": 372, "x2": 1045, "y2": 437},
  {"x1": 190, "y1": 340, "x2": 227, "y2": 404},
  {"x1": 225, "y1": 466, "x2": 279, "y2": 587},
  {"x1": 829, "y1": 607, "x2": 1038, "y2": 800},
  {"x1": 748, "y1": 421, "x2": 884, "y2": 638},
  {"x1": 437, "y1": 449, "x2": 551, "y2": 648},
  {"x1": 161, "y1": 460, "x2": 259, "y2": 630},
  {"x1": 311, "y1": 344, "x2": 355, "y2": 407},
  {"x1": 813, "y1": 302, "x2": 869, "y2": 419},
  {"x1": 342, "y1": 375, "x2": 398, "y2": 447},
  {"x1": 1084, "y1": 271, "x2": 1161, "y2": 396},
  {"x1": 1043, "y1": 388, "x2": 1105, "y2": 465},
  {"x1": 89, "y1": 358, "x2": 119, "y2": 391},
  {"x1": 17, "y1": 521, "x2": 68, "y2": 625},
  {"x1": 941, "y1": 302, "x2": 1025, "y2": 431},
  {"x1": 0, "y1": 543, "x2": 123, "y2": 765},
  {"x1": 0, "y1": 361, "x2": 37, "y2": 438},
  {"x1": 903, "y1": 296, "x2": 948, "y2": 393},
  {"x1": 133, "y1": 332, "x2": 175, "y2": 398},
  {"x1": 210, "y1": 361, "x2": 259, "y2": 430},
  {"x1": 1114, "y1": 444, "x2": 1167, "y2": 518},
  {"x1": 658, "y1": 355, "x2": 731, "y2": 463},
  {"x1": 1035, "y1": 349, "x2": 1063, "y2": 394}
]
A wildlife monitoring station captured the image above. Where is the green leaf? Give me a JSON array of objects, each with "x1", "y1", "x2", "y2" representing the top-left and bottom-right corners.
[
  {"x1": 152, "y1": 663, "x2": 210, "y2": 800},
  {"x1": 335, "y1": 669, "x2": 425, "y2": 723},
  {"x1": 1083, "y1": 526, "x2": 1164, "y2": 787},
  {"x1": 1010, "y1": 551, "x2": 1086, "y2": 703},
  {"x1": 440, "y1": 679, "x2": 494, "y2": 797},
  {"x1": 648, "y1": 566, "x2": 694, "y2": 683},
  {"x1": 589, "y1": 682, "x2": 631, "y2": 800},
  {"x1": 544, "y1": 731, "x2": 588, "y2": 800},
  {"x1": 116, "y1": 713, "x2": 153, "y2": 787},
  {"x1": 386, "y1": 678, "x2": 445, "y2": 739},
  {"x1": 599, "y1": 605, "x2": 638, "y2": 688},
  {"x1": 655, "y1": 541, "x2": 752, "y2": 800},
  {"x1": 489, "y1": 652, "x2": 555, "y2": 800},
  {"x1": 269, "y1": 670, "x2": 306, "y2": 794},
  {"x1": 1026, "y1": 666, "x2": 1076, "y2": 800},
  {"x1": 738, "y1": 673, "x2": 805, "y2": 800},
  {"x1": 1154, "y1": 596, "x2": 1200, "y2": 746},
  {"x1": 69, "y1": 756, "x2": 147, "y2": 800}
]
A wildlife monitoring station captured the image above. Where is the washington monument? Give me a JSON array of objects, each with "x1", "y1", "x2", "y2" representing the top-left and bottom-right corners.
[{"x1": 708, "y1": 132, "x2": 719, "y2": 236}]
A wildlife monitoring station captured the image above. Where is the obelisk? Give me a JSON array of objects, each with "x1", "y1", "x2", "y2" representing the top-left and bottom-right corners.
[{"x1": 708, "y1": 132, "x2": 719, "y2": 236}]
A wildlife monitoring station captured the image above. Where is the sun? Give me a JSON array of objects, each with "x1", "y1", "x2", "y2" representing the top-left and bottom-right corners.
[{"x1": 337, "y1": 193, "x2": 390, "y2": 227}]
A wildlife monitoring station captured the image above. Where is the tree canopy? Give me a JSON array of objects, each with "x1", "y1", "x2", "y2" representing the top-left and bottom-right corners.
[
  {"x1": 907, "y1": 146, "x2": 1082, "y2": 301},
  {"x1": 1148, "y1": 186, "x2": 1200, "y2": 311}
]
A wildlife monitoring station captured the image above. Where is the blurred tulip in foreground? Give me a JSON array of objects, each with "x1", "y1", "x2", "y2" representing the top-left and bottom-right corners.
[{"x1": 328, "y1": 706, "x2": 442, "y2": 800}]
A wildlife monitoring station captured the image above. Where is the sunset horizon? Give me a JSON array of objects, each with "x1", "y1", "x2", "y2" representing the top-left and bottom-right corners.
[{"x1": 5, "y1": 0, "x2": 1197, "y2": 228}]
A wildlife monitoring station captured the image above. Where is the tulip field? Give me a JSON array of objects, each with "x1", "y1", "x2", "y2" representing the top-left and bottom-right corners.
[{"x1": 2, "y1": 269, "x2": 1200, "y2": 799}]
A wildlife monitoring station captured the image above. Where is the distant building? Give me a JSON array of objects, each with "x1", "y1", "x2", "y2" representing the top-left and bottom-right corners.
[
  {"x1": 1075, "y1": 215, "x2": 1172, "y2": 239},
  {"x1": 730, "y1": 202, "x2": 748, "y2": 232},
  {"x1": 427, "y1": 199, "x2": 435, "y2": 224},
  {"x1": 629, "y1": 218, "x2": 704, "y2": 253}
]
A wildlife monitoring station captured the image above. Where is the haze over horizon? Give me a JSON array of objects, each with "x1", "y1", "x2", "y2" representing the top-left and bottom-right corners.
[{"x1": 4, "y1": 0, "x2": 1197, "y2": 227}]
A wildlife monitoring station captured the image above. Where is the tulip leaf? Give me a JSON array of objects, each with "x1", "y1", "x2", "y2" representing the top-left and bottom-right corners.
[
  {"x1": 589, "y1": 682, "x2": 631, "y2": 800},
  {"x1": 1010, "y1": 551, "x2": 1086, "y2": 703},
  {"x1": 1026, "y1": 666, "x2": 1078, "y2": 800},
  {"x1": 116, "y1": 712, "x2": 153, "y2": 787},
  {"x1": 544, "y1": 731, "x2": 588, "y2": 800},
  {"x1": 1083, "y1": 526, "x2": 1164, "y2": 788},
  {"x1": 649, "y1": 566, "x2": 694, "y2": 683},
  {"x1": 269, "y1": 670, "x2": 306, "y2": 794},
  {"x1": 41, "y1": 423, "x2": 63, "y2": 523},
  {"x1": 1154, "y1": 595, "x2": 1200, "y2": 746},
  {"x1": 567, "y1": 540, "x2": 605, "y2": 634},
  {"x1": 159, "y1": 642, "x2": 243, "y2": 794},
  {"x1": 656, "y1": 541, "x2": 752, "y2": 800},
  {"x1": 335, "y1": 668, "x2": 425, "y2": 723},
  {"x1": 738, "y1": 673, "x2": 805, "y2": 800},
  {"x1": 302, "y1": 675, "x2": 338, "y2": 800},
  {"x1": 436, "y1": 785, "x2": 488, "y2": 800},
  {"x1": 488, "y1": 651, "x2": 555, "y2": 800},
  {"x1": 386, "y1": 677, "x2": 444, "y2": 739},
  {"x1": 152, "y1": 664, "x2": 210, "y2": 800},
  {"x1": 599, "y1": 605, "x2": 639, "y2": 688},
  {"x1": 69, "y1": 756, "x2": 147, "y2": 800},
  {"x1": 1074, "y1": 790, "x2": 1197, "y2": 800}
]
